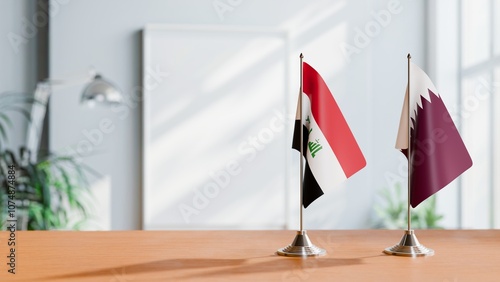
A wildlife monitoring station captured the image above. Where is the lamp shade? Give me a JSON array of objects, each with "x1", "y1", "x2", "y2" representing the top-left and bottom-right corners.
[{"x1": 81, "y1": 74, "x2": 122, "y2": 106}]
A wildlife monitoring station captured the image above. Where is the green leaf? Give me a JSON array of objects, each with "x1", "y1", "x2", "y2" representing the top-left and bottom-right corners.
[
  {"x1": 3, "y1": 106, "x2": 32, "y2": 122},
  {"x1": 0, "y1": 125, "x2": 7, "y2": 144},
  {"x1": 0, "y1": 112, "x2": 13, "y2": 127}
]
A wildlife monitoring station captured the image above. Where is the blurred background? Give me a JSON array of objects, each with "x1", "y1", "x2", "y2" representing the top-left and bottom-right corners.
[{"x1": 0, "y1": 0, "x2": 498, "y2": 230}]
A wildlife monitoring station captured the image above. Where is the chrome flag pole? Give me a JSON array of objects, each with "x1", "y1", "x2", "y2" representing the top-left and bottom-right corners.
[
  {"x1": 383, "y1": 54, "x2": 434, "y2": 257},
  {"x1": 277, "y1": 53, "x2": 326, "y2": 257}
]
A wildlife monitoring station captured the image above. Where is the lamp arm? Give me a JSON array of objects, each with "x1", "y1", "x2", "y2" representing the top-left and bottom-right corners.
[
  {"x1": 25, "y1": 68, "x2": 96, "y2": 161},
  {"x1": 44, "y1": 68, "x2": 97, "y2": 90},
  {"x1": 25, "y1": 68, "x2": 120, "y2": 161},
  {"x1": 25, "y1": 82, "x2": 51, "y2": 162}
]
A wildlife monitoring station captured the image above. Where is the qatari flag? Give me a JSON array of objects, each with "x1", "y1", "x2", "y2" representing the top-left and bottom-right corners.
[
  {"x1": 395, "y1": 62, "x2": 473, "y2": 208},
  {"x1": 293, "y1": 62, "x2": 366, "y2": 208}
]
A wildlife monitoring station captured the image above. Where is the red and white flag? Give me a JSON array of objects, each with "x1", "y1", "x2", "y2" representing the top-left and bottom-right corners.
[
  {"x1": 395, "y1": 62, "x2": 473, "y2": 207},
  {"x1": 293, "y1": 62, "x2": 366, "y2": 208}
]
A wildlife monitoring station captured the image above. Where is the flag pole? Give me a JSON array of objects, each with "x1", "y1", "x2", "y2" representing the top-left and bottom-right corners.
[
  {"x1": 383, "y1": 53, "x2": 434, "y2": 257},
  {"x1": 406, "y1": 53, "x2": 412, "y2": 233},
  {"x1": 299, "y1": 53, "x2": 304, "y2": 232},
  {"x1": 277, "y1": 53, "x2": 325, "y2": 257}
]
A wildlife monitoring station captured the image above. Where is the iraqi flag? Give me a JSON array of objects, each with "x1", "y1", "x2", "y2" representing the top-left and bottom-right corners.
[
  {"x1": 292, "y1": 62, "x2": 366, "y2": 208},
  {"x1": 395, "y1": 62, "x2": 473, "y2": 208}
]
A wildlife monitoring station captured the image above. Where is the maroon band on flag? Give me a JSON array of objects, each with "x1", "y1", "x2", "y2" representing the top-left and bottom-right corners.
[
  {"x1": 408, "y1": 89, "x2": 473, "y2": 207},
  {"x1": 302, "y1": 62, "x2": 366, "y2": 177}
]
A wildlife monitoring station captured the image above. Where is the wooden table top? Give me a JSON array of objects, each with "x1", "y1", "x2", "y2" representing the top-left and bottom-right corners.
[{"x1": 0, "y1": 229, "x2": 499, "y2": 281}]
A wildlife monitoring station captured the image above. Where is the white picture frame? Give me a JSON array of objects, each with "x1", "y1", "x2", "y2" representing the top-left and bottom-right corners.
[{"x1": 142, "y1": 24, "x2": 292, "y2": 230}]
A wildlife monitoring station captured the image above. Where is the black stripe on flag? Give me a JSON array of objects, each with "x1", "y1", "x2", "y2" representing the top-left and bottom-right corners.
[{"x1": 292, "y1": 120, "x2": 324, "y2": 208}]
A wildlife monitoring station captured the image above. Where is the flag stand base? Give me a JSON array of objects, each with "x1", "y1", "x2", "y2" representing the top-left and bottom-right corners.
[
  {"x1": 383, "y1": 230, "x2": 434, "y2": 257},
  {"x1": 277, "y1": 230, "x2": 326, "y2": 257}
]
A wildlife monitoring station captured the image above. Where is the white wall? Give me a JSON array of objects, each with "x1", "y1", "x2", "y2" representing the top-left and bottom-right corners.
[
  {"x1": 49, "y1": 0, "x2": 426, "y2": 230},
  {"x1": 0, "y1": 0, "x2": 38, "y2": 150},
  {"x1": 427, "y1": 0, "x2": 461, "y2": 229}
]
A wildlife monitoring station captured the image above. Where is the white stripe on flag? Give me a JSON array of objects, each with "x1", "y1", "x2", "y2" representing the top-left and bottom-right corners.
[
  {"x1": 396, "y1": 62, "x2": 440, "y2": 150},
  {"x1": 302, "y1": 93, "x2": 347, "y2": 193}
]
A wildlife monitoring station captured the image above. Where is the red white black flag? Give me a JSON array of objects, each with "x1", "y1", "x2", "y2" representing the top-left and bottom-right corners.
[{"x1": 293, "y1": 62, "x2": 366, "y2": 208}]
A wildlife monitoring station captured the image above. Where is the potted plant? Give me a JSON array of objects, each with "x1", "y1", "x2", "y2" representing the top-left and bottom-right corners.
[{"x1": 0, "y1": 92, "x2": 95, "y2": 230}]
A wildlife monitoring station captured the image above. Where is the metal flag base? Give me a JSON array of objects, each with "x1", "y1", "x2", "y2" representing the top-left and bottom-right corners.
[
  {"x1": 383, "y1": 230, "x2": 434, "y2": 257},
  {"x1": 277, "y1": 230, "x2": 326, "y2": 257}
]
